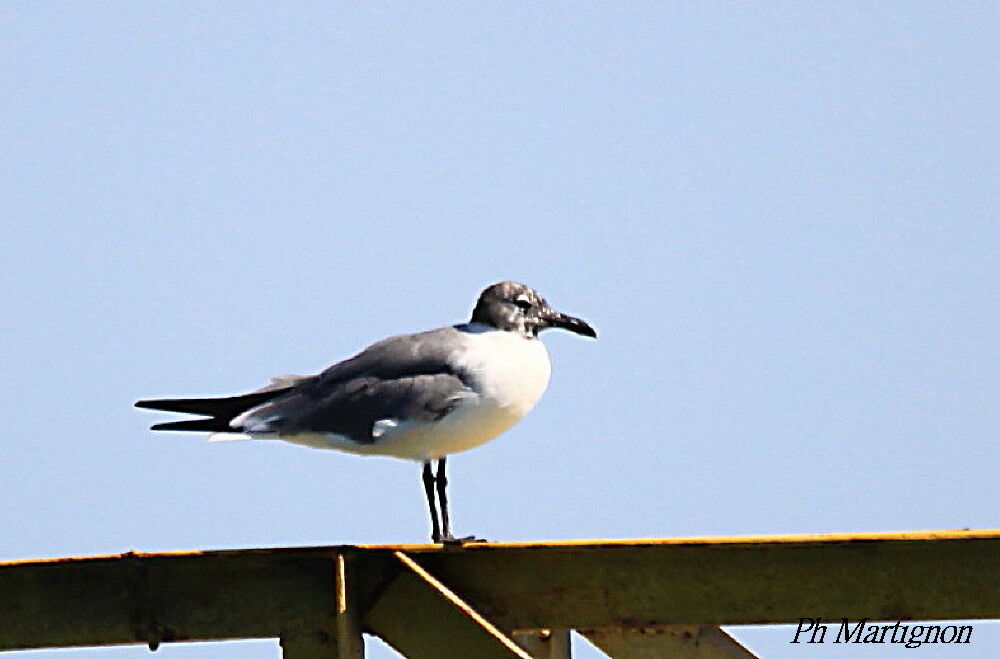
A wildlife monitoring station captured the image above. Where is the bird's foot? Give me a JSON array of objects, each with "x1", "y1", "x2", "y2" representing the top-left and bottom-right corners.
[{"x1": 436, "y1": 534, "x2": 487, "y2": 545}]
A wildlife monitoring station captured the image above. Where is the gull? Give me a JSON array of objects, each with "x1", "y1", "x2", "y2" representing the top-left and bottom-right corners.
[{"x1": 136, "y1": 281, "x2": 596, "y2": 542}]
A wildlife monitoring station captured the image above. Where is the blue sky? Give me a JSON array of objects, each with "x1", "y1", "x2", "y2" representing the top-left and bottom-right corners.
[{"x1": 2, "y1": 3, "x2": 997, "y2": 657}]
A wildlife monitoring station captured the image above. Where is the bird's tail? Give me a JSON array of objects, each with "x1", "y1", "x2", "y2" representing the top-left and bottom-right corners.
[{"x1": 135, "y1": 388, "x2": 293, "y2": 432}]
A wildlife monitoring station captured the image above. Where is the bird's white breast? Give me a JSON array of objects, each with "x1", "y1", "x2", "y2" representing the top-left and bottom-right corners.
[
  {"x1": 451, "y1": 325, "x2": 552, "y2": 416},
  {"x1": 364, "y1": 327, "x2": 552, "y2": 459},
  {"x1": 364, "y1": 327, "x2": 551, "y2": 460}
]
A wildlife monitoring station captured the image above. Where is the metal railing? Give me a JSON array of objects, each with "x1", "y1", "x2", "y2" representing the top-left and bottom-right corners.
[{"x1": 2, "y1": 529, "x2": 998, "y2": 657}]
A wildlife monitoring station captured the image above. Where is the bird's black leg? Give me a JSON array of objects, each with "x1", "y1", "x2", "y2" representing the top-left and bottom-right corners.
[
  {"x1": 436, "y1": 457, "x2": 452, "y2": 541},
  {"x1": 435, "y1": 457, "x2": 484, "y2": 544},
  {"x1": 422, "y1": 460, "x2": 442, "y2": 543}
]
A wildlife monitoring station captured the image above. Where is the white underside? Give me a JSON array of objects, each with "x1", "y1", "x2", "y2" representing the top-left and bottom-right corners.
[{"x1": 210, "y1": 326, "x2": 552, "y2": 461}]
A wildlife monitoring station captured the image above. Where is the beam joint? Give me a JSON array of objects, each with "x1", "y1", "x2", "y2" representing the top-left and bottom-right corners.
[{"x1": 364, "y1": 550, "x2": 531, "y2": 659}]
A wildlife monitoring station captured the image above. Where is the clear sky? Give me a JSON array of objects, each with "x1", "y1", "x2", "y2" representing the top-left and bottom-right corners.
[{"x1": 2, "y1": 3, "x2": 997, "y2": 657}]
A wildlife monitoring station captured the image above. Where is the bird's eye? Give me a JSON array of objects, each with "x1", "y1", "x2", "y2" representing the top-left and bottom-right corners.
[{"x1": 513, "y1": 297, "x2": 532, "y2": 310}]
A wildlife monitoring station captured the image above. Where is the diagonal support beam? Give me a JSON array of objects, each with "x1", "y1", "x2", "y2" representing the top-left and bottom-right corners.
[
  {"x1": 364, "y1": 551, "x2": 531, "y2": 659},
  {"x1": 580, "y1": 626, "x2": 757, "y2": 658}
]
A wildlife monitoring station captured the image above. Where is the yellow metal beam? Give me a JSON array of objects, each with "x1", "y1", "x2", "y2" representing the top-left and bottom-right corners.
[
  {"x1": 394, "y1": 529, "x2": 1000, "y2": 629},
  {"x1": 356, "y1": 528, "x2": 1000, "y2": 551},
  {"x1": 1, "y1": 529, "x2": 997, "y2": 652},
  {"x1": 0, "y1": 548, "x2": 393, "y2": 652}
]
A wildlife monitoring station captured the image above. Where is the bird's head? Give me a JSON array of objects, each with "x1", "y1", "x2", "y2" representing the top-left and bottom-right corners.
[{"x1": 470, "y1": 281, "x2": 597, "y2": 339}]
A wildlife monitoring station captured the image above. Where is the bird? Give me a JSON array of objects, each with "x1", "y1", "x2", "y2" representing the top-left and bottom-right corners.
[{"x1": 136, "y1": 281, "x2": 596, "y2": 543}]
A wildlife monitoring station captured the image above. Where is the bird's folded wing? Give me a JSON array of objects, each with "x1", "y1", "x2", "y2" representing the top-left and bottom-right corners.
[{"x1": 233, "y1": 327, "x2": 475, "y2": 444}]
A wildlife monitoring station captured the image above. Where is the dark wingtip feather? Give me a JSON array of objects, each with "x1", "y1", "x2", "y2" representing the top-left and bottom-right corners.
[
  {"x1": 135, "y1": 397, "x2": 217, "y2": 414},
  {"x1": 134, "y1": 389, "x2": 293, "y2": 417},
  {"x1": 150, "y1": 418, "x2": 232, "y2": 432},
  {"x1": 138, "y1": 386, "x2": 300, "y2": 432}
]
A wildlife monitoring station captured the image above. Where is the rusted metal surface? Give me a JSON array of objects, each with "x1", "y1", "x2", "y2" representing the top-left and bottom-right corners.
[
  {"x1": 1, "y1": 529, "x2": 998, "y2": 654},
  {"x1": 398, "y1": 530, "x2": 1000, "y2": 629},
  {"x1": 0, "y1": 548, "x2": 395, "y2": 652}
]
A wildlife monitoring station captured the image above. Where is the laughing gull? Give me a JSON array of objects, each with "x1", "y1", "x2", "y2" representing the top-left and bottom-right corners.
[{"x1": 136, "y1": 281, "x2": 596, "y2": 543}]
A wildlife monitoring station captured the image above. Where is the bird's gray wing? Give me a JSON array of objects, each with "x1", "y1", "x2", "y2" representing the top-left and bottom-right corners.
[{"x1": 232, "y1": 327, "x2": 474, "y2": 444}]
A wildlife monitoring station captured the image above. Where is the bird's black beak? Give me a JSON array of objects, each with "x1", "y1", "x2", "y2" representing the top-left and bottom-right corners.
[{"x1": 545, "y1": 310, "x2": 597, "y2": 338}]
